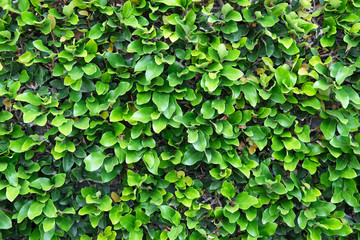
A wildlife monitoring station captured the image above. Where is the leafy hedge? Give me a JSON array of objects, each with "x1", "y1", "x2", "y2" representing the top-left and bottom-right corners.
[{"x1": 1, "y1": 0, "x2": 360, "y2": 239}]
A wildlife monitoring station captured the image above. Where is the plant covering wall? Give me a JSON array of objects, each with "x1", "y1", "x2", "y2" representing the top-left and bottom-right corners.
[{"x1": 1, "y1": 0, "x2": 360, "y2": 239}]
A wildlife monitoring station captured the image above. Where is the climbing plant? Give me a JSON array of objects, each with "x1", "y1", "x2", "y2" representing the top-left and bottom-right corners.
[{"x1": 0, "y1": 0, "x2": 360, "y2": 239}]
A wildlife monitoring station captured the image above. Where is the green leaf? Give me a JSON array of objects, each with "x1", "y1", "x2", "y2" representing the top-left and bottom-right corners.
[
  {"x1": 0, "y1": 210, "x2": 12, "y2": 229},
  {"x1": 323, "y1": 224, "x2": 353, "y2": 237},
  {"x1": 311, "y1": 201, "x2": 336, "y2": 217},
  {"x1": 237, "y1": 192, "x2": 258, "y2": 210},
  {"x1": 85, "y1": 39, "x2": 98, "y2": 54},
  {"x1": 125, "y1": 150, "x2": 143, "y2": 164},
  {"x1": 184, "y1": 187, "x2": 200, "y2": 199},
  {"x1": 182, "y1": 148, "x2": 204, "y2": 166},
  {"x1": 221, "y1": 180, "x2": 236, "y2": 199},
  {"x1": 43, "y1": 218, "x2": 55, "y2": 232},
  {"x1": 17, "y1": 51, "x2": 35, "y2": 63},
  {"x1": 223, "y1": 218, "x2": 236, "y2": 234},
  {"x1": 122, "y1": 0, "x2": 133, "y2": 18},
  {"x1": 73, "y1": 100, "x2": 88, "y2": 117},
  {"x1": 131, "y1": 107, "x2": 156, "y2": 123},
  {"x1": 143, "y1": 150, "x2": 160, "y2": 175},
  {"x1": 245, "y1": 125, "x2": 266, "y2": 141},
  {"x1": 297, "y1": 210, "x2": 307, "y2": 229},
  {"x1": 221, "y1": 21, "x2": 238, "y2": 34},
  {"x1": 68, "y1": 66, "x2": 84, "y2": 80},
  {"x1": 278, "y1": 37, "x2": 299, "y2": 55},
  {"x1": 168, "y1": 225, "x2": 183, "y2": 240},
  {"x1": 320, "y1": 35, "x2": 335, "y2": 47},
  {"x1": 28, "y1": 202, "x2": 45, "y2": 220},
  {"x1": 33, "y1": 39, "x2": 51, "y2": 53},
  {"x1": 100, "y1": 131, "x2": 118, "y2": 147},
  {"x1": 300, "y1": 98, "x2": 321, "y2": 110},
  {"x1": 193, "y1": 130, "x2": 207, "y2": 152},
  {"x1": 84, "y1": 152, "x2": 106, "y2": 172},
  {"x1": 236, "y1": 0, "x2": 250, "y2": 6},
  {"x1": 153, "y1": 92, "x2": 169, "y2": 111},
  {"x1": 153, "y1": 116, "x2": 167, "y2": 133},
  {"x1": 278, "y1": 37, "x2": 294, "y2": 49},
  {"x1": 302, "y1": 159, "x2": 319, "y2": 175},
  {"x1": 18, "y1": 0, "x2": 30, "y2": 12},
  {"x1": 15, "y1": 92, "x2": 42, "y2": 106},
  {"x1": 20, "y1": 11, "x2": 38, "y2": 24},
  {"x1": 275, "y1": 66, "x2": 296, "y2": 89},
  {"x1": 58, "y1": 120, "x2": 73, "y2": 136},
  {"x1": 270, "y1": 183, "x2": 287, "y2": 194},
  {"x1": 58, "y1": 51, "x2": 74, "y2": 61},
  {"x1": 56, "y1": 216, "x2": 73, "y2": 231},
  {"x1": 43, "y1": 200, "x2": 57, "y2": 218},
  {"x1": 119, "y1": 214, "x2": 137, "y2": 232},
  {"x1": 329, "y1": 62, "x2": 355, "y2": 85},
  {"x1": 0, "y1": 111, "x2": 13, "y2": 122},
  {"x1": 241, "y1": 83, "x2": 258, "y2": 107},
  {"x1": 282, "y1": 137, "x2": 301, "y2": 150},
  {"x1": 129, "y1": 230, "x2": 143, "y2": 240},
  {"x1": 17, "y1": 201, "x2": 33, "y2": 223},
  {"x1": 158, "y1": 205, "x2": 181, "y2": 226},
  {"x1": 82, "y1": 63, "x2": 99, "y2": 76},
  {"x1": 110, "y1": 107, "x2": 123, "y2": 122},
  {"x1": 19, "y1": 70, "x2": 30, "y2": 83},
  {"x1": 257, "y1": 14, "x2": 277, "y2": 28},
  {"x1": 135, "y1": 55, "x2": 164, "y2": 81},
  {"x1": 89, "y1": 23, "x2": 104, "y2": 39},
  {"x1": 226, "y1": 11, "x2": 242, "y2": 22},
  {"x1": 127, "y1": 170, "x2": 147, "y2": 187},
  {"x1": 308, "y1": 227, "x2": 321, "y2": 240},
  {"x1": 74, "y1": 117, "x2": 90, "y2": 129},
  {"x1": 334, "y1": 87, "x2": 350, "y2": 108},
  {"x1": 341, "y1": 167, "x2": 357, "y2": 179},
  {"x1": 201, "y1": 101, "x2": 216, "y2": 119},
  {"x1": 320, "y1": 218, "x2": 343, "y2": 230},
  {"x1": 221, "y1": 65, "x2": 244, "y2": 80},
  {"x1": 247, "y1": 220, "x2": 259, "y2": 237},
  {"x1": 52, "y1": 173, "x2": 66, "y2": 188},
  {"x1": 217, "y1": 44, "x2": 228, "y2": 59},
  {"x1": 3, "y1": 164, "x2": 18, "y2": 186},
  {"x1": 127, "y1": 40, "x2": 143, "y2": 54},
  {"x1": 6, "y1": 186, "x2": 19, "y2": 202},
  {"x1": 104, "y1": 52, "x2": 127, "y2": 68},
  {"x1": 259, "y1": 222, "x2": 277, "y2": 236},
  {"x1": 329, "y1": 0, "x2": 342, "y2": 8}
]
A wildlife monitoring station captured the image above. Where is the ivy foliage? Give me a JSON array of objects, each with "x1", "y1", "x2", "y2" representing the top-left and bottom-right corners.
[{"x1": 1, "y1": 0, "x2": 360, "y2": 239}]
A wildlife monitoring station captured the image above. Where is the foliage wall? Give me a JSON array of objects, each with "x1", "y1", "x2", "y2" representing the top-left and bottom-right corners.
[{"x1": 1, "y1": 0, "x2": 360, "y2": 239}]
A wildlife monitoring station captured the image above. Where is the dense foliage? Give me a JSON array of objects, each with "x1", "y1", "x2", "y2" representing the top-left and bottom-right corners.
[{"x1": 1, "y1": 0, "x2": 360, "y2": 239}]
